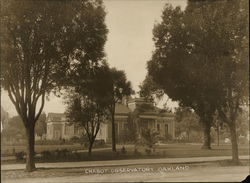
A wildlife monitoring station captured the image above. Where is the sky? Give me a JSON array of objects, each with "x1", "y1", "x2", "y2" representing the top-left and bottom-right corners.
[{"x1": 1, "y1": 0, "x2": 187, "y2": 117}]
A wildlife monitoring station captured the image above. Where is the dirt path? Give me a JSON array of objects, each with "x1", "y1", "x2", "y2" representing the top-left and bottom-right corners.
[{"x1": 2, "y1": 165, "x2": 249, "y2": 182}]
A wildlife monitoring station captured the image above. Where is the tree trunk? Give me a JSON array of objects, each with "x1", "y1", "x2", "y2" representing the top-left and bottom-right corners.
[
  {"x1": 217, "y1": 124, "x2": 220, "y2": 146},
  {"x1": 25, "y1": 126, "x2": 36, "y2": 172},
  {"x1": 88, "y1": 142, "x2": 93, "y2": 156},
  {"x1": 228, "y1": 122, "x2": 240, "y2": 164},
  {"x1": 201, "y1": 121, "x2": 212, "y2": 149},
  {"x1": 111, "y1": 106, "x2": 116, "y2": 152}
]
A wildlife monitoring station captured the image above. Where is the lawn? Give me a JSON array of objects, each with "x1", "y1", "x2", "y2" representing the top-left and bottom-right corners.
[
  {"x1": 1, "y1": 143, "x2": 249, "y2": 164},
  {"x1": 1, "y1": 144, "x2": 86, "y2": 156}
]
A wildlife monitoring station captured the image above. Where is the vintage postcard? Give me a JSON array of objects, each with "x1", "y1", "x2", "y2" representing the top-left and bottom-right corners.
[{"x1": 1, "y1": 0, "x2": 249, "y2": 182}]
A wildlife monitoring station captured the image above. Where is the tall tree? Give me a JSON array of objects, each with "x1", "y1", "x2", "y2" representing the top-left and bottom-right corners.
[
  {"x1": 1, "y1": 0, "x2": 107, "y2": 171},
  {"x1": 210, "y1": 0, "x2": 248, "y2": 164},
  {"x1": 65, "y1": 64, "x2": 110, "y2": 156},
  {"x1": 139, "y1": 75, "x2": 164, "y2": 102},
  {"x1": 106, "y1": 68, "x2": 133, "y2": 152},
  {"x1": 147, "y1": 4, "x2": 218, "y2": 149},
  {"x1": 186, "y1": 0, "x2": 248, "y2": 164},
  {"x1": 148, "y1": 0, "x2": 248, "y2": 160}
]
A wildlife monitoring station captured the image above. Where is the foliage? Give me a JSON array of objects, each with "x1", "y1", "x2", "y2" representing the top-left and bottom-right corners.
[
  {"x1": 93, "y1": 139, "x2": 106, "y2": 148},
  {"x1": 1, "y1": 107, "x2": 9, "y2": 131},
  {"x1": 1, "y1": 0, "x2": 108, "y2": 171},
  {"x1": 105, "y1": 68, "x2": 133, "y2": 152},
  {"x1": 41, "y1": 149, "x2": 70, "y2": 161},
  {"x1": 35, "y1": 139, "x2": 73, "y2": 145},
  {"x1": 15, "y1": 151, "x2": 26, "y2": 160},
  {"x1": 139, "y1": 128, "x2": 159, "y2": 149},
  {"x1": 236, "y1": 109, "x2": 249, "y2": 138},
  {"x1": 139, "y1": 75, "x2": 164, "y2": 101},
  {"x1": 175, "y1": 106, "x2": 201, "y2": 141},
  {"x1": 2, "y1": 113, "x2": 47, "y2": 143},
  {"x1": 1, "y1": 116, "x2": 26, "y2": 141},
  {"x1": 107, "y1": 68, "x2": 133, "y2": 103},
  {"x1": 65, "y1": 63, "x2": 111, "y2": 156},
  {"x1": 35, "y1": 112, "x2": 46, "y2": 137},
  {"x1": 147, "y1": 0, "x2": 248, "y2": 154}
]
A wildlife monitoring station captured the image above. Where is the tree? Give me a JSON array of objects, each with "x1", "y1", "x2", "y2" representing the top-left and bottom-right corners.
[
  {"x1": 65, "y1": 64, "x2": 110, "y2": 156},
  {"x1": 140, "y1": 128, "x2": 159, "y2": 154},
  {"x1": 148, "y1": 0, "x2": 248, "y2": 161},
  {"x1": 35, "y1": 112, "x2": 46, "y2": 139},
  {"x1": 1, "y1": 115, "x2": 26, "y2": 142},
  {"x1": 106, "y1": 68, "x2": 133, "y2": 152},
  {"x1": 186, "y1": 0, "x2": 248, "y2": 164},
  {"x1": 139, "y1": 75, "x2": 164, "y2": 102},
  {"x1": 129, "y1": 102, "x2": 157, "y2": 148},
  {"x1": 1, "y1": 107, "x2": 9, "y2": 132},
  {"x1": 1, "y1": 0, "x2": 107, "y2": 171},
  {"x1": 216, "y1": 0, "x2": 248, "y2": 164},
  {"x1": 175, "y1": 107, "x2": 201, "y2": 142},
  {"x1": 236, "y1": 109, "x2": 249, "y2": 139},
  {"x1": 147, "y1": 3, "x2": 220, "y2": 149}
]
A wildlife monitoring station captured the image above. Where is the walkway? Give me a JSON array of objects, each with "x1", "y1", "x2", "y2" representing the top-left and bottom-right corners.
[{"x1": 2, "y1": 155, "x2": 249, "y2": 171}]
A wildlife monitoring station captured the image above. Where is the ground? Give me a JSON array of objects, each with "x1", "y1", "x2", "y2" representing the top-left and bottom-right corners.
[
  {"x1": 2, "y1": 143, "x2": 249, "y2": 163},
  {"x1": 1, "y1": 143, "x2": 249, "y2": 182},
  {"x1": 2, "y1": 162, "x2": 249, "y2": 182}
]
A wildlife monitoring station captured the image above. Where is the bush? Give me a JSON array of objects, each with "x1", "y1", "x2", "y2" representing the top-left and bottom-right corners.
[
  {"x1": 139, "y1": 128, "x2": 159, "y2": 149},
  {"x1": 70, "y1": 136, "x2": 81, "y2": 144},
  {"x1": 41, "y1": 149, "x2": 71, "y2": 161},
  {"x1": 238, "y1": 136, "x2": 248, "y2": 145},
  {"x1": 134, "y1": 148, "x2": 141, "y2": 155},
  {"x1": 57, "y1": 149, "x2": 70, "y2": 158},
  {"x1": 35, "y1": 139, "x2": 73, "y2": 145},
  {"x1": 121, "y1": 146, "x2": 127, "y2": 154},
  {"x1": 41, "y1": 150, "x2": 52, "y2": 160},
  {"x1": 93, "y1": 139, "x2": 106, "y2": 148},
  {"x1": 15, "y1": 151, "x2": 25, "y2": 160},
  {"x1": 145, "y1": 148, "x2": 151, "y2": 155}
]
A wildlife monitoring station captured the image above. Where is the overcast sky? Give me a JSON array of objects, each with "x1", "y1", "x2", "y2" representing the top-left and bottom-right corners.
[{"x1": 1, "y1": 0, "x2": 187, "y2": 117}]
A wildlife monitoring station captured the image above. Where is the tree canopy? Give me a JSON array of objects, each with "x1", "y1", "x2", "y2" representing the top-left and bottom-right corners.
[
  {"x1": 65, "y1": 63, "x2": 111, "y2": 156},
  {"x1": 147, "y1": 0, "x2": 248, "y2": 160},
  {"x1": 105, "y1": 68, "x2": 133, "y2": 152},
  {"x1": 1, "y1": 0, "x2": 108, "y2": 171}
]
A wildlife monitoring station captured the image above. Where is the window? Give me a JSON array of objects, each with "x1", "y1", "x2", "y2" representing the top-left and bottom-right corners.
[
  {"x1": 124, "y1": 123, "x2": 128, "y2": 130},
  {"x1": 65, "y1": 125, "x2": 70, "y2": 135},
  {"x1": 157, "y1": 124, "x2": 160, "y2": 131},
  {"x1": 165, "y1": 124, "x2": 169, "y2": 136}
]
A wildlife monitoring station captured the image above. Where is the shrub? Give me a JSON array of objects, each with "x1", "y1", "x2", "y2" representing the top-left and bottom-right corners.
[
  {"x1": 93, "y1": 139, "x2": 106, "y2": 148},
  {"x1": 41, "y1": 149, "x2": 71, "y2": 161},
  {"x1": 121, "y1": 146, "x2": 127, "y2": 154},
  {"x1": 70, "y1": 136, "x2": 81, "y2": 144},
  {"x1": 145, "y1": 148, "x2": 151, "y2": 155},
  {"x1": 140, "y1": 128, "x2": 159, "y2": 150},
  {"x1": 15, "y1": 151, "x2": 25, "y2": 160},
  {"x1": 41, "y1": 150, "x2": 52, "y2": 160},
  {"x1": 35, "y1": 139, "x2": 73, "y2": 145},
  {"x1": 134, "y1": 148, "x2": 141, "y2": 155}
]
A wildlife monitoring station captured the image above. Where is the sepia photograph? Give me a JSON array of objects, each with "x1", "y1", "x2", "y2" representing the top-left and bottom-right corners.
[{"x1": 1, "y1": 0, "x2": 249, "y2": 182}]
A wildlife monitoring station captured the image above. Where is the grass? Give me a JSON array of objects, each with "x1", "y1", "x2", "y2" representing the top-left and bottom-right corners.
[
  {"x1": 1, "y1": 143, "x2": 249, "y2": 164},
  {"x1": 1, "y1": 143, "x2": 111, "y2": 156},
  {"x1": 1, "y1": 144, "x2": 82, "y2": 156}
]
